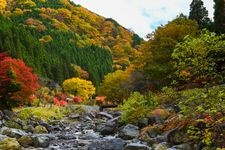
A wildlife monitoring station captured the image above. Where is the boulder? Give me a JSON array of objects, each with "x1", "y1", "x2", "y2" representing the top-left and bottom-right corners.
[
  {"x1": 153, "y1": 142, "x2": 169, "y2": 150},
  {"x1": 0, "y1": 138, "x2": 20, "y2": 150},
  {"x1": 124, "y1": 143, "x2": 149, "y2": 150},
  {"x1": 18, "y1": 135, "x2": 33, "y2": 148},
  {"x1": 32, "y1": 125, "x2": 48, "y2": 134},
  {"x1": 1, "y1": 127, "x2": 27, "y2": 139},
  {"x1": 171, "y1": 142, "x2": 196, "y2": 150},
  {"x1": 119, "y1": 124, "x2": 139, "y2": 140},
  {"x1": 147, "y1": 108, "x2": 169, "y2": 125},
  {"x1": 88, "y1": 138, "x2": 125, "y2": 150},
  {"x1": 0, "y1": 134, "x2": 8, "y2": 141},
  {"x1": 97, "y1": 112, "x2": 113, "y2": 119},
  {"x1": 98, "y1": 120, "x2": 117, "y2": 135},
  {"x1": 33, "y1": 135, "x2": 50, "y2": 148}
]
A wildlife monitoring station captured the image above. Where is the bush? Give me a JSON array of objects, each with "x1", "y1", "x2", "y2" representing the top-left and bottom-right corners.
[
  {"x1": 0, "y1": 53, "x2": 39, "y2": 109},
  {"x1": 179, "y1": 86, "x2": 225, "y2": 117},
  {"x1": 119, "y1": 91, "x2": 158, "y2": 124},
  {"x1": 156, "y1": 87, "x2": 180, "y2": 104}
]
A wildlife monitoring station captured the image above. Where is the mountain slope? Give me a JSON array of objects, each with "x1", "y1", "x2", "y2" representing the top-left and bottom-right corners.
[{"x1": 0, "y1": 0, "x2": 142, "y2": 86}]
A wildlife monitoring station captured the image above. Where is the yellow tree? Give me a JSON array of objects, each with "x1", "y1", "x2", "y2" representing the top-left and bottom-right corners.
[
  {"x1": 98, "y1": 70, "x2": 131, "y2": 104},
  {"x1": 62, "y1": 77, "x2": 95, "y2": 100},
  {"x1": 0, "y1": 0, "x2": 7, "y2": 12}
]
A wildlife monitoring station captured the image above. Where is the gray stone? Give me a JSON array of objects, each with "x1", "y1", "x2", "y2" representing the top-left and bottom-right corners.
[
  {"x1": 0, "y1": 134, "x2": 8, "y2": 141},
  {"x1": 33, "y1": 135, "x2": 50, "y2": 148},
  {"x1": 124, "y1": 143, "x2": 150, "y2": 150},
  {"x1": 171, "y1": 142, "x2": 195, "y2": 150},
  {"x1": 1, "y1": 127, "x2": 27, "y2": 139},
  {"x1": 97, "y1": 112, "x2": 113, "y2": 119},
  {"x1": 99, "y1": 120, "x2": 117, "y2": 135},
  {"x1": 88, "y1": 138, "x2": 125, "y2": 150},
  {"x1": 153, "y1": 142, "x2": 169, "y2": 150},
  {"x1": 119, "y1": 124, "x2": 139, "y2": 140}
]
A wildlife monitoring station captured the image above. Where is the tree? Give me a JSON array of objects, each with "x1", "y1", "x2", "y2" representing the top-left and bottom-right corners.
[
  {"x1": 172, "y1": 30, "x2": 225, "y2": 86},
  {"x1": 0, "y1": 53, "x2": 39, "y2": 109},
  {"x1": 140, "y1": 15, "x2": 199, "y2": 89},
  {"x1": 98, "y1": 70, "x2": 131, "y2": 104},
  {"x1": 214, "y1": 0, "x2": 225, "y2": 34},
  {"x1": 62, "y1": 77, "x2": 95, "y2": 100},
  {"x1": 0, "y1": 0, "x2": 7, "y2": 13},
  {"x1": 189, "y1": 0, "x2": 212, "y2": 30}
]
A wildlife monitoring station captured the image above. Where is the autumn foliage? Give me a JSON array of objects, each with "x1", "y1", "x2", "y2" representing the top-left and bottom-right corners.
[{"x1": 0, "y1": 53, "x2": 39, "y2": 108}]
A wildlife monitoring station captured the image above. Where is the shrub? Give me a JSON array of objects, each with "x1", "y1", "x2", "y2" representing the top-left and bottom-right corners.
[
  {"x1": 119, "y1": 91, "x2": 158, "y2": 124},
  {"x1": 179, "y1": 86, "x2": 225, "y2": 117},
  {"x1": 0, "y1": 53, "x2": 39, "y2": 109},
  {"x1": 62, "y1": 77, "x2": 95, "y2": 100}
]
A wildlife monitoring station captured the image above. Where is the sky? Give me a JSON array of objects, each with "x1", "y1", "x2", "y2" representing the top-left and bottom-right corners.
[{"x1": 72, "y1": 0, "x2": 214, "y2": 38}]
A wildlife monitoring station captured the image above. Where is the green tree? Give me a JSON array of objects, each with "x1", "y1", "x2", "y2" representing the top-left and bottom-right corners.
[
  {"x1": 141, "y1": 15, "x2": 199, "y2": 89},
  {"x1": 172, "y1": 30, "x2": 225, "y2": 86},
  {"x1": 189, "y1": 0, "x2": 212, "y2": 30},
  {"x1": 62, "y1": 77, "x2": 95, "y2": 100},
  {"x1": 214, "y1": 0, "x2": 225, "y2": 34}
]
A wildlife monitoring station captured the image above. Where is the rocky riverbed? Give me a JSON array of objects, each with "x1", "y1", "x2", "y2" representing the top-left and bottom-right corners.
[{"x1": 0, "y1": 105, "x2": 198, "y2": 150}]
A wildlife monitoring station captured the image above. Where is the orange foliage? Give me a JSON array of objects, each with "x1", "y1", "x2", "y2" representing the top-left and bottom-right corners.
[
  {"x1": 95, "y1": 96, "x2": 106, "y2": 105},
  {"x1": 0, "y1": 53, "x2": 39, "y2": 104}
]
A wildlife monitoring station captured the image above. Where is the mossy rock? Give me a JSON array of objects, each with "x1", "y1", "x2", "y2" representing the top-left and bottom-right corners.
[
  {"x1": 32, "y1": 125, "x2": 48, "y2": 134},
  {"x1": 5, "y1": 120, "x2": 21, "y2": 129},
  {"x1": 0, "y1": 138, "x2": 21, "y2": 150},
  {"x1": 18, "y1": 135, "x2": 33, "y2": 148},
  {"x1": 147, "y1": 108, "x2": 169, "y2": 120}
]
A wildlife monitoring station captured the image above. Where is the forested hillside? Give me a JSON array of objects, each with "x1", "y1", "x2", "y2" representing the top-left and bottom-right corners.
[{"x1": 0, "y1": 0, "x2": 142, "y2": 85}]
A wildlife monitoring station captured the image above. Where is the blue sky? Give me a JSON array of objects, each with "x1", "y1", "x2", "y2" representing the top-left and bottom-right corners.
[{"x1": 72, "y1": 0, "x2": 214, "y2": 38}]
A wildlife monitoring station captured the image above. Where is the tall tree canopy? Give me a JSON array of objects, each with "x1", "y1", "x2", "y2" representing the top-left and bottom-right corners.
[
  {"x1": 172, "y1": 30, "x2": 225, "y2": 86},
  {"x1": 189, "y1": 0, "x2": 212, "y2": 30},
  {"x1": 214, "y1": 0, "x2": 225, "y2": 34},
  {"x1": 140, "y1": 15, "x2": 199, "y2": 89}
]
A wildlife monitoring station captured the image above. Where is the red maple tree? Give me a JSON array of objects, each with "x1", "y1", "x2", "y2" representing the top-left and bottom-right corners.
[{"x1": 0, "y1": 53, "x2": 39, "y2": 108}]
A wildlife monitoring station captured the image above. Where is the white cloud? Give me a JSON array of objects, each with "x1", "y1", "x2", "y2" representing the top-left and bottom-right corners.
[{"x1": 72, "y1": 0, "x2": 214, "y2": 38}]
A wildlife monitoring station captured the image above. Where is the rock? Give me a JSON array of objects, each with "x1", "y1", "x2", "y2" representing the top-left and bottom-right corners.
[
  {"x1": 69, "y1": 114, "x2": 80, "y2": 119},
  {"x1": 97, "y1": 112, "x2": 113, "y2": 119},
  {"x1": 32, "y1": 125, "x2": 48, "y2": 134},
  {"x1": 80, "y1": 129, "x2": 100, "y2": 140},
  {"x1": 140, "y1": 125, "x2": 162, "y2": 139},
  {"x1": 119, "y1": 124, "x2": 139, "y2": 140},
  {"x1": 1, "y1": 127, "x2": 27, "y2": 139},
  {"x1": 88, "y1": 138, "x2": 125, "y2": 150},
  {"x1": 99, "y1": 120, "x2": 117, "y2": 135},
  {"x1": 147, "y1": 108, "x2": 169, "y2": 124},
  {"x1": 153, "y1": 142, "x2": 169, "y2": 150},
  {"x1": 0, "y1": 138, "x2": 20, "y2": 150},
  {"x1": 138, "y1": 118, "x2": 149, "y2": 128},
  {"x1": 23, "y1": 125, "x2": 34, "y2": 133},
  {"x1": 167, "y1": 128, "x2": 190, "y2": 145},
  {"x1": 124, "y1": 143, "x2": 149, "y2": 150},
  {"x1": 171, "y1": 142, "x2": 196, "y2": 150},
  {"x1": 18, "y1": 135, "x2": 33, "y2": 148},
  {"x1": 0, "y1": 134, "x2": 8, "y2": 141},
  {"x1": 33, "y1": 135, "x2": 50, "y2": 148},
  {"x1": 38, "y1": 120, "x2": 53, "y2": 132},
  {"x1": 3, "y1": 110, "x2": 15, "y2": 120}
]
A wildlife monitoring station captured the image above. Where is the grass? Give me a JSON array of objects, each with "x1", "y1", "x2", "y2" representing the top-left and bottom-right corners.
[{"x1": 13, "y1": 106, "x2": 69, "y2": 121}]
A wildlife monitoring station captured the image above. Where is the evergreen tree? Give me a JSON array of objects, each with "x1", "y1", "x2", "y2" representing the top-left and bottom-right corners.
[
  {"x1": 214, "y1": 0, "x2": 225, "y2": 34},
  {"x1": 189, "y1": 0, "x2": 212, "y2": 30}
]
